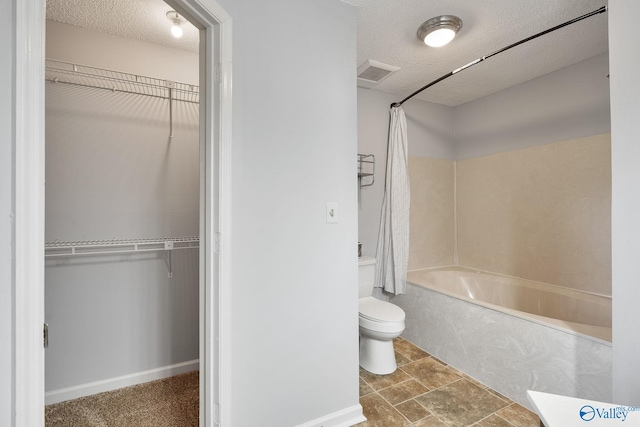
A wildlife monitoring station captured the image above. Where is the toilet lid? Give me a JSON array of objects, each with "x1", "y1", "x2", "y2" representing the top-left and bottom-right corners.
[{"x1": 359, "y1": 296, "x2": 405, "y2": 323}]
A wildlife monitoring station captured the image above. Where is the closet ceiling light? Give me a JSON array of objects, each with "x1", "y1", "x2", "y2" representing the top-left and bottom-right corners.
[
  {"x1": 166, "y1": 11, "x2": 185, "y2": 38},
  {"x1": 417, "y1": 15, "x2": 463, "y2": 47}
]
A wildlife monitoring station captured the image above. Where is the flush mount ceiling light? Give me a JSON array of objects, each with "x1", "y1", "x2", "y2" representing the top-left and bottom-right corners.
[
  {"x1": 166, "y1": 11, "x2": 185, "y2": 38},
  {"x1": 417, "y1": 15, "x2": 463, "y2": 47}
]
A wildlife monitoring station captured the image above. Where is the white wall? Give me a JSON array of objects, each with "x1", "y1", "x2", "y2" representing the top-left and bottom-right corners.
[
  {"x1": 217, "y1": 0, "x2": 361, "y2": 425},
  {"x1": 45, "y1": 22, "x2": 200, "y2": 394},
  {"x1": 44, "y1": 82, "x2": 200, "y2": 241},
  {"x1": 0, "y1": 0, "x2": 14, "y2": 424},
  {"x1": 610, "y1": 0, "x2": 640, "y2": 406},
  {"x1": 46, "y1": 21, "x2": 198, "y2": 85},
  {"x1": 455, "y1": 53, "x2": 610, "y2": 159},
  {"x1": 357, "y1": 88, "x2": 454, "y2": 258}
]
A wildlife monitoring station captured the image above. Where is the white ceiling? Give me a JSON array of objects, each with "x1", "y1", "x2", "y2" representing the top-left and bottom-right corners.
[
  {"x1": 344, "y1": 0, "x2": 609, "y2": 106},
  {"x1": 46, "y1": 0, "x2": 200, "y2": 53},
  {"x1": 46, "y1": 0, "x2": 609, "y2": 107}
]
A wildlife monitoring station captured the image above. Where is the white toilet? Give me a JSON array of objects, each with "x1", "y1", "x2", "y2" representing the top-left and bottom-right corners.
[{"x1": 358, "y1": 256, "x2": 406, "y2": 375}]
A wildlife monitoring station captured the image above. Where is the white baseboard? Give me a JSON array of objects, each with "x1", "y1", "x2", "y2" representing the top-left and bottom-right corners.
[
  {"x1": 45, "y1": 359, "x2": 199, "y2": 405},
  {"x1": 295, "y1": 404, "x2": 366, "y2": 427}
]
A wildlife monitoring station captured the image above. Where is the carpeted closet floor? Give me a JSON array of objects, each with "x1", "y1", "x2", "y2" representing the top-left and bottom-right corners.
[{"x1": 45, "y1": 371, "x2": 199, "y2": 427}]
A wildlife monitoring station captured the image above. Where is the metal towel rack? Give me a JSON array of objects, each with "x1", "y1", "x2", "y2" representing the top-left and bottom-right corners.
[
  {"x1": 45, "y1": 237, "x2": 199, "y2": 278},
  {"x1": 45, "y1": 58, "x2": 199, "y2": 138},
  {"x1": 358, "y1": 154, "x2": 375, "y2": 188}
]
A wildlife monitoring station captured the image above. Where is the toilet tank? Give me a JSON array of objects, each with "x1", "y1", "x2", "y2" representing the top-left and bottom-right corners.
[{"x1": 358, "y1": 256, "x2": 376, "y2": 298}]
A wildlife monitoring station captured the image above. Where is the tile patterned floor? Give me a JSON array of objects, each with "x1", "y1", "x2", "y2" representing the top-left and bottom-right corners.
[{"x1": 356, "y1": 338, "x2": 541, "y2": 427}]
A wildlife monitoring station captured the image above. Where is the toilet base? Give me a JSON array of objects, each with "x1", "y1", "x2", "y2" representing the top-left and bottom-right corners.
[{"x1": 359, "y1": 334, "x2": 398, "y2": 375}]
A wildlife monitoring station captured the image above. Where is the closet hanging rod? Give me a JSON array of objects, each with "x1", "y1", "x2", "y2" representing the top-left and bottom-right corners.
[
  {"x1": 45, "y1": 58, "x2": 199, "y2": 104},
  {"x1": 44, "y1": 236, "x2": 199, "y2": 258},
  {"x1": 391, "y1": 5, "x2": 607, "y2": 108}
]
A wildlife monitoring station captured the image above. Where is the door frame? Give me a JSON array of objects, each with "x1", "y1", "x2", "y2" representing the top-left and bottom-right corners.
[{"x1": 12, "y1": 0, "x2": 232, "y2": 425}]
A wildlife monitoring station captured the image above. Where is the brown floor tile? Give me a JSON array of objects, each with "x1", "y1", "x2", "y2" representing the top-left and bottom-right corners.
[
  {"x1": 395, "y1": 351, "x2": 412, "y2": 367},
  {"x1": 439, "y1": 363, "x2": 465, "y2": 379},
  {"x1": 415, "y1": 379, "x2": 509, "y2": 426},
  {"x1": 496, "y1": 403, "x2": 540, "y2": 427},
  {"x1": 360, "y1": 378, "x2": 375, "y2": 397},
  {"x1": 400, "y1": 358, "x2": 461, "y2": 389},
  {"x1": 360, "y1": 367, "x2": 411, "y2": 391},
  {"x1": 395, "y1": 399, "x2": 430, "y2": 423},
  {"x1": 411, "y1": 415, "x2": 449, "y2": 427},
  {"x1": 475, "y1": 414, "x2": 513, "y2": 427},
  {"x1": 359, "y1": 393, "x2": 410, "y2": 427},
  {"x1": 461, "y1": 373, "x2": 488, "y2": 389},
  {"x1": 429, "y1": 356, "x2": 448, "y2": 366},
  {"x1": 394, "y1": 339, "x2": 430, "y2": 361},
  {"x1": 485, "y1": 388, "x2": 512, "y2": 404},
  {"x1": 358, "y1": 338, "x2": 539, "y2": 427},
  {"x1": 379, "y1": 380, "x2": 429, "y2": 405}
]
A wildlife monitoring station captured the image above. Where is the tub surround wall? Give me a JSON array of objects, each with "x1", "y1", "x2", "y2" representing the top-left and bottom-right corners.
[
  {"x1": 403, "y1": 133, "x2": 611, "y2": 295},
  {"x1": 393, "y1": 282, "x2": 612, "y2": 411},
  {"x1": 408, "y1": 157, "x2": 455, "y2": 271},
  {"x1": 456, "y1": 134, "x2": 612, "y2": 296}
]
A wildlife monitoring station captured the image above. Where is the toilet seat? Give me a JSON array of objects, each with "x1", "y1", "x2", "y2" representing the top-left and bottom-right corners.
[
  {"x1": 359, "y1": 296, "x2": 405, "y2": 333},
  {"x1": 359, "y1": 296, "x2": 405, "y2": 322}
]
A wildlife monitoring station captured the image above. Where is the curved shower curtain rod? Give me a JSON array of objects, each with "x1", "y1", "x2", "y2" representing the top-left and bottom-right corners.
[{"x1": 391, "y1": 5, "x2": 608, "y2": 108}]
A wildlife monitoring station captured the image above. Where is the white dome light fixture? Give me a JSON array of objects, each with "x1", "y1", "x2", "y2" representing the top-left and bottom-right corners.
[
  {"x1": 166, "y1": 11, "x2": 185, "y2": 38},
  {"x1": 417, "y1": 15, "x2": 463, "y2": 47}
]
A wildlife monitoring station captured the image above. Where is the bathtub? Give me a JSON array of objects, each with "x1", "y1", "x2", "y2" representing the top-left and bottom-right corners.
[{"x1": 391, "y1": 266, "x2": 612, "y2": 410}]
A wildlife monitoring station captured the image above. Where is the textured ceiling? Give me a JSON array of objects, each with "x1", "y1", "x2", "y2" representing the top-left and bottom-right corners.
[
  {"x1": 343, "y1": 0, "x2": 609, "y2": 106},
  {"x1": 46, "y1": 0, "x2": 199, "y2": 53},
  {"x1": 47, "y1": 0, "x2": 608, "y2": 107}
]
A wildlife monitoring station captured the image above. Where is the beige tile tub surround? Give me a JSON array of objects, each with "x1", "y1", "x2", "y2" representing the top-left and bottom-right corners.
[
  {"x1": 408, "y1": 157, "x2": 455, "y2": 271},
  {"x1": 456, "y1": 134, "x2": 611, "y2": 296}
]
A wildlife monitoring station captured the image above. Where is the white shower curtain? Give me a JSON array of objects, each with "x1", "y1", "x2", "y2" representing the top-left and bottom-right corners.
[{"x1": 374, "y1": 106, "x2": 410, "y2": 295}]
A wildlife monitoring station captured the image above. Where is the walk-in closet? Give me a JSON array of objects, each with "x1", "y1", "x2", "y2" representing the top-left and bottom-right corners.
[{"x1": 44, "y1": 1, "x2": 201, "y2": 423}]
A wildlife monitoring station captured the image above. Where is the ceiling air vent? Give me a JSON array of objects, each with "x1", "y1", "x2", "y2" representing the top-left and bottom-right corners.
[{"x1": 357, "y1": 60, "x2": 400, "y2": 89}]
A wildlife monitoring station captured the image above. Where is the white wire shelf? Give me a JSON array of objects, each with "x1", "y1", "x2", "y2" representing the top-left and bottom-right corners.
[
  {"x1": 44, "y1": 237, "x2": 199, "y2": 258},
  {"x1": 45, "y1": 58, "x2": 199, "y2": 138},
  {"x1": 45, "y1": 59, "x2": 199, "y2": 104}
]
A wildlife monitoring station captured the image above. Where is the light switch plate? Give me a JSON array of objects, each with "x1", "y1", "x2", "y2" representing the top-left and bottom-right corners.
[{"x1": 327, "y1": 202, "x2": 338, "y2": 223}]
